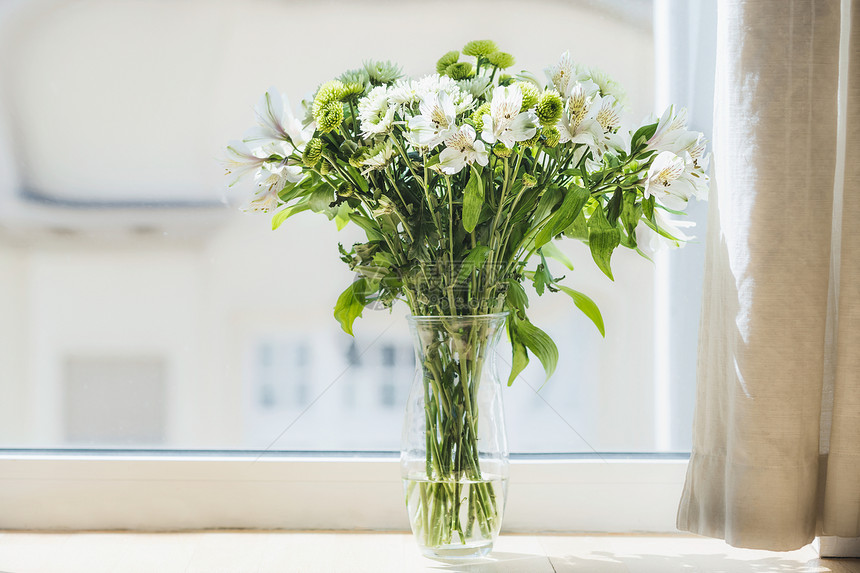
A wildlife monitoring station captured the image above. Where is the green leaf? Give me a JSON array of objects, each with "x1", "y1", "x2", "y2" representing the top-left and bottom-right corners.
[
  {"x1": 333, "y1": 278, "x2": 370, "y2": 336},
  {"x1": 587, "y1": 204, "x2": 621, "y2": 281},
  {"x1": 514, "y1": 316, "x2": 558, "y2": 381},
  {"x1": 619, "y1": 191, "x2": 642, "y2": 244},
  {"x1": 563, "y1": 210, "x2": 589, "y2": 241},
  {"x1": 462, "y1": 167, "x2": 484, "y2": 233},
  {"x1": 348, "y1": 213, "x2": 383, "y2": 241},
  {"x1": 557, "y1": 285, "x2": 605, "y2": 337},
  {"x1": 334, "y1": 204, "x2": 351, "y2": 231},
  {"x1": 534, "y1": 184, "x2": 589, "y2": 248},
  {"x1": 531, "y1": 184, "x2": 562, "y2": 225},
  {"x1": 456, "y1": 245, "x2": 491, "y2": 283},
  {"x1": 642, "y1": 195, "x2": 656, "y2": 223},
  {"x1": 271, "y1": 201, "x2": 310, "y2": 230},
  {"x1": 505, "y1": 279, "x2": 529, "y2": 319},
  {"x1": 539, "y1": 242, "x2": 574, "y2": 270},
  {"x1": 308, "y1": 185, "x2": 334, "y2": 213},
  {"x1": 631, "y1": 121, "x2": 658, "y2": 150},
  {"x1": 506, "y1": 320, "x2": 530, "y2": 386}
]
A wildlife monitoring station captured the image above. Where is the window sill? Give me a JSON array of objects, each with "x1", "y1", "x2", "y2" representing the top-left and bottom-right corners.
[
  {"x1": 0, "y1": 452, "x2": 688, "y2": 532},
  {"x1": 0, "y1": 531, "x2": 848, "y2": 573}
]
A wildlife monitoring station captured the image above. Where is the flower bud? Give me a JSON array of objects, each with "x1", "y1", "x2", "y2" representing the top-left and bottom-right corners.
[
  {"x1": 542, "y1": 126, "x2": 560, "y2": 148},
  {"x1": 302, "y1": 138, "x2": 324, "y2": 166}
]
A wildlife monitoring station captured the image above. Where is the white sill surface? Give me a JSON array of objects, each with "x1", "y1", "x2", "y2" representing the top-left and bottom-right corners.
[{"x1": 1, "y1": 531, "x2": 858, "y2": 573}]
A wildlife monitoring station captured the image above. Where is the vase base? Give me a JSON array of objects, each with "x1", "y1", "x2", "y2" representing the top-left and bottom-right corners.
[{"x1": 421, "y1": 541, "x2": 493, "y2": 560}]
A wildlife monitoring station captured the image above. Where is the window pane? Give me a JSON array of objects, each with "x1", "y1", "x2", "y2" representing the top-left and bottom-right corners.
[{"x1": 0, "y1": 0, "x2": 707, "y2": 453}]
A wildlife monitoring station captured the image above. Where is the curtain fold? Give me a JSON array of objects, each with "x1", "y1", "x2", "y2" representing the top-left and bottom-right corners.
[{"x1": 677, "y1": 0, "x2": 860, "y2": 550}]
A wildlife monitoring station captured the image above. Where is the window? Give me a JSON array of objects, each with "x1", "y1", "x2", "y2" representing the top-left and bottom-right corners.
[{"x1": 0, "y1": 0, "x2": 715, "y2": 530}]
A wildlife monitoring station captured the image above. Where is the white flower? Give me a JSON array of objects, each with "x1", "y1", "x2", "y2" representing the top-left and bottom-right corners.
[
  {"x1": 244, "y1": 87, "x2": 315, "y2": 152},
  {"x1": 224, "y1": 141, "x2": 270, "y2": 187},
  {"x1": 457, "y1": 76, "x2": 492, "y2": 98},
  {"x1": 358, "y1": 86, "x2": 396, "y2": 139},
  {"x1": 406, "y1": 90, "x2": 457, "y2": 149},
  {"x1": 593, "y1": 95, "x2": 621, "y2": 132},
  {"x1": 481, "y1": 85, "x2": 538, "y2": 148},
  {"x1": 438, "y1": 125, "x2": 489, "y2": 174},
  {"x1": 545, "y1": 51, "x2": 578, "y2": 98},
  {"x1": 587, "y1": 67, "x2": 627, "y2": 106},
  {"x1": 636, "y1": 209, "x2": 696, "y2": 253},
  {"x1": 244, "y1": 187, "x2": 281, "y2": 213},
  {"x1": 646, "y1": 105, "x2": 689, "y2": 152},
  {"x1": 557, "y1": 86, "x2": 602, "y2": 154},
  {"x1": 388, "y1": 79, "x2": 421, "y2": 107},
  {"x1": 643, "y1": 151, "x2": 701, "y2": 210},
  {"x1": 360, "y1": 142, "x2": 396, "y2": 173}
]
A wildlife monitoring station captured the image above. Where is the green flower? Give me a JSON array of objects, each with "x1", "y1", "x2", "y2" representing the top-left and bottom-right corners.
[
  {"x1": 515, "y1": 81, "x2": 540, "y2": 111},
  {"x1": 536, "y1": 90, "x2": 564, "y2": 126},
  {"x1": 313, "y1": 80, "x2": 346, "y2": 117},
  {"x1": 436, "y1": 51, "x2": 460, "y2": 74},
  {"x1": 520, "y1": 132, "x2": 541, "y2": 147},
  {"x1": 319, "y1": 160, "x2": 331, "y2": 175},
  {"x1": 302, "y1": 138, "x2": 324, "y2": 166},
  {"x1": 486, "y1": 51, "x2": 515, "y2": 69},
  {"x1": 445, "y1": 62, "x2": 474, "y2": 80},
  {"x1": 542, "y1": 126, "x2": 560, "y2": 148},
  {"x1": 493, "y1": 143, "x2": 512, "y2": 158},
  {"x1": 472, "y1": 102, "x2": 491, "y2": 133},
  {"x1": 337, "y1": 68, "x2": 370, "y2": 98},
  {"x1": 463, "y1": 40, "x2": 498, "y2": 57},
  {"x1": 363, "y1": 60, "x2": 403, "y2": 84},
  {"x1": 316, "y1": 102, "x2": 344, "y2": 133},
  {"x1": 522, "y1": 173, "x2": 537, "y2": 188}
]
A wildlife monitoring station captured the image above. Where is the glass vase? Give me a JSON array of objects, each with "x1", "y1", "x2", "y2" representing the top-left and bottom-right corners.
[{"x1": 401, "y1": 313, "x2": 509, "y2": 559}]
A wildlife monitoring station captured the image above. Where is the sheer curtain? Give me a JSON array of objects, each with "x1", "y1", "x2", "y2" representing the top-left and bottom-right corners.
[{"x1": 677, "y1": 0, "x2": 860, "y2": 550}]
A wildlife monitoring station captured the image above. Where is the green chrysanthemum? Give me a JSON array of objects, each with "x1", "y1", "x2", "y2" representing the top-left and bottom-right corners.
[
  {"x1": 493, "y1": 143, "x2": 512, "y2": 158},
  {"x1": 337, "y1": 182, "x2": 355, "y2": 197},
  {"x1": 472, "y1": 102, "x2": 491, "y2": 133},
  {"x1": 363, "y1": 60, "x2": 403, "y2": 84},
  {"x1": 436, "y1": 51, "x2": 460, "y2": 74},
  {"x1": 521, "y1": 132, "x2": 541, "y2": 147},
  {"x1": 313, "y1": 80, "x2": 346, "y2": 116},
  {"x1": 319, "y1": 161, "x2": 331, "y2": 175},
  {"x1": 316, "y1": 101, "x2": 344, "y2": 133},
  {"x1": 445, "y1": 62, "x2": 474, "y2": 80},
  {"x1": 542, "y1": 126, "x2": 561, "y2": 148},
  {"x1": 337, "y1": 69, "x2": 370, "y2": 98},
  {"x1": 515, "y1": 81, "x2": 540, "y2": 111},
  {"x1": 522, "y1": 173, "x2": 537, "y2": 188},
  {"x1": 498, "y1": 74, "x2": 514, "y2": 86},
  {"x1": 536, "y1": 90, "x2": 564, "y2": 126},
  {"x1": 349, "y1": 147, "x2": 370, "y2": 168},
  {"x1": 463, "y1": 40, "x2": 498, "y2": 57},
  {"x1": 302, "y1": 138, "x2": 325, "y2": 166},
  {"x1": 486, "y1": 51, "x2": 515, "y2": 69}
]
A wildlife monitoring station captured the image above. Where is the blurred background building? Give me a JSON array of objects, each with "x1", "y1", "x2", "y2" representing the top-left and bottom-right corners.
[{"x1": 0, "y1": 0, "x2": 710, "y2": 453}]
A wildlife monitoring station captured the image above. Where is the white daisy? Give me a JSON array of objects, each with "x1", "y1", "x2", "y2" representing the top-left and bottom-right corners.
[{"x1": 358, "y1": 86, "x2": 396, "y2": 139}]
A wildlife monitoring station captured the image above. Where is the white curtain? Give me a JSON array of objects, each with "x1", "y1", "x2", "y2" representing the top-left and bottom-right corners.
[{"x1": 677, "y1": 0, "x2": 860, "y2": 550}]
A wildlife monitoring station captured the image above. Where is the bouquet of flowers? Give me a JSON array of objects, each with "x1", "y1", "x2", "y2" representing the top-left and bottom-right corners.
[{"x1": 226, "y1": 40, "x2": 708, "y2": 554}]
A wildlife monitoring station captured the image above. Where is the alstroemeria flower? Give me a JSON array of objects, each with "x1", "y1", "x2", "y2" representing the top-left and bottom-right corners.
[
  {"x1": 643, "y1": 151, "x2": 700, "y2": 210},
  {"x1": 224, "y1": 140, "x2": 270, "y2": 187},
  {"x1": 407, "y1": 90, "x2": 457, "y2": 149},
  {"x1": 244, "y1": 87, "x2": 315, "y2": 152},
  {"x1": 646, "y1": 105, "x2": 689, "y2": 152},
  {"x1": 557, "y1": 85, "x2": 602, "y2": 154},
  {"x1": 481, "y1": 85, "x2": 538, "y2": 149},
  {"x1": 438, "y1": 125, "x2": 489, "y2": 174}
]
